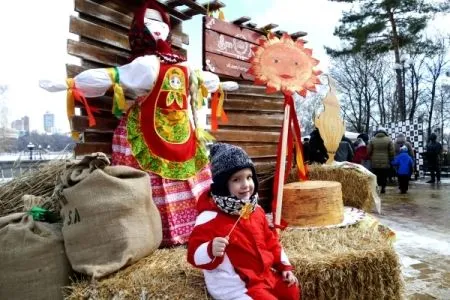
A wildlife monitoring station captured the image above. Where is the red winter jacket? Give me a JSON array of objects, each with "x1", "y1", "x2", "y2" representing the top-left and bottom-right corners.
[
  {"x1": 187, "y1": 191, "x2": 293, "y2": 299},
  {"x1": 353, "y1": 145, "x2": 368, "y2": 164}
]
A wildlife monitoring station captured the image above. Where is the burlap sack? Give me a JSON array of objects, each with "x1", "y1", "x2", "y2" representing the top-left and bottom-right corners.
[
  {"x1": 61, "y1": 165, "x2": 162, "y2": 278},
  {"x1": 0, "y1": 213, "x2": 71, "y2": 300}
]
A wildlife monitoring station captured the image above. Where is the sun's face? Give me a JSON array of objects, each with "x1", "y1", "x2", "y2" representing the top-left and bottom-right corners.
[{"x1": 249, "y1": 33, "x2": 322, "y2": 95}]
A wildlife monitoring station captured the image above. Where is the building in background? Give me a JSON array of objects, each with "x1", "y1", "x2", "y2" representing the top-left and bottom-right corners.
[
  {"x1": 22, "y1": 116, "x2": 29, "y2": 133},
  {"x1": 10, "y1": 116, "x2": 30, "y2": 136},
  {"x1": 43, "y1": 111, "x2": 55, "y2": 133},
  {"x1": 11, "y1": 119, "x2": 22, "y2": 131}
]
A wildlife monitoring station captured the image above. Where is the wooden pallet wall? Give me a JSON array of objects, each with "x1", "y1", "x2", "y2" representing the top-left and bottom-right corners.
[{"x1": 211, "y1": 83, "x2": 285, "y2": 209}]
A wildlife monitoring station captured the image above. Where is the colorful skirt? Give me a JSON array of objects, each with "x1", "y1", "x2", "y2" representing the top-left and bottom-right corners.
[{"x1": 112, "y1": 116, "x2": 212, "y2": 246}]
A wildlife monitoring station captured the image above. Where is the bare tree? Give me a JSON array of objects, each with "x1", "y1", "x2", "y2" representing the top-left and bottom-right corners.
[
  {"x1": 295, "y1": 79, "x2": 328, "y2": 135},
  {"x1": 330, "y1": 54, "x2": 396, "y2": 132},
  {"x1": 424, "y1": 37, "x2": 449, "y2": 137}
]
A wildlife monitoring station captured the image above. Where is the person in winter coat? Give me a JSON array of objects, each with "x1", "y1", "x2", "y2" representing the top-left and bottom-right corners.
[
  {"x1": 425, "y1": 133, "x2": 443, "y2": 183},
  {"x1": 335, "y1": 136, "x2": 354, "y2": 162},
  {"x1": 391, "y1": 145, "x2": 414, "y2": 194},
  {"x1": 367, "y1": 127, "x2": 395, "y2": 193},
  {"x1": 357, "y1": 133, "x2": 369, "y2": 145},
  {"x1": 187, "y1": 143, "x2": 300, "y2": 300},
  {"x1": 352, "y1": 138, "x2": 369, "y2": 166},
  {"x1": 308, "y1": 128, "x2": 328, "y2": 164},
  {"x1": 394, "y1": 133, "x2": 414, "y2": 158}
]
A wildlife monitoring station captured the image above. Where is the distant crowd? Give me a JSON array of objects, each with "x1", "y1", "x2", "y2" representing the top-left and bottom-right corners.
[{"x1": 302, "y1": 128, "x2": 443, "y2": 194}]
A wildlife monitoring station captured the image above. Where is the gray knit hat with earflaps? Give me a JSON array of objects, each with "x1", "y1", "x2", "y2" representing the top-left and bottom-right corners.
[{"x1": 209, "y1": 143, "x2": 259, "y2": 196}]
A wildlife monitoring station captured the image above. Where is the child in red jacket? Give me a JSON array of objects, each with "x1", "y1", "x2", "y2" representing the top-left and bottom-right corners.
[{"x1": 187, "y1": 143, "x2": 300, "y2": 300}]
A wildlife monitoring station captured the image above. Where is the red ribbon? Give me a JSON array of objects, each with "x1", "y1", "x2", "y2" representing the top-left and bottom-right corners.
[
  {"x1": 72, "y1": 88, "x2": 99, "y2": 127},
  {"x1": 271, "y1": 93, "x2": 308, "y2": 229}
]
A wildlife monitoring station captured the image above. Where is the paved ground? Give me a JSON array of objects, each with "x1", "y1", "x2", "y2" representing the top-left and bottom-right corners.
[{"x1": 376, "y1": 179, "x2": 450, "y2": 300}]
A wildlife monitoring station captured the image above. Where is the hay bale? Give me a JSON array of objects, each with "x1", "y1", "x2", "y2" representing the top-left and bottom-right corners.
[
  {"x1": 288, "y1": 164, "x2": 376, "y2": 211},
  {"x1": 67, "y1": 228, "x2": 402, "y2": 300},
  {"x1": 281, "y1": 228, "x2": 403, "y2": 300},
  {"x1": 65, "y1": 247, "x2": 209, "y2": 300},
  {"x1": 0, "y1": 160, "x2": 71, "y2": 217}
]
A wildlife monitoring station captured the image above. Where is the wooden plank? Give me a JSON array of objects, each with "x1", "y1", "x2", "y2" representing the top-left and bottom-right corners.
[
  {"x1": 227, "y1": 83, "x2": 284, "y2": 98},
  {"x1": 204, "y1": 52, "x2": 253, "y2": 80},
  {"x1": 223, "y1": 97, "x2": 284, "y2": 112},
  {"x1": 76, "y1": 0, "x2": 131, "y2": 30},
  {"x1": 167, "y1": 0, "x2": 207, "y2": 14},
  {"x1": 97, "y1": 0, "x2": 191, "y2": 21},
  {"x1": 216, "y1": 112, "x2": 283, "y2": 128},
  {"x1": 70, "y1": 16, "x2": 130, "y2": 50},
  {"x1": 274, "y1": 30, "x2": 287, "y2": 36},
  {"x1": 66, "y1": 64, "x2": 86, "y2": 78},
  {"x1": 211, "y1": 129, "x2": 279, "y2": 143},
  {"x1": 226, "y1": 92, "x2": 284, "y2": 102},
  {"x1": 204, "y1": 16, "x2": 263, "y2": 44},
  {"x1": 74, "y1": 95, "x2": 114, "y2": 111},
  {"x1": 155, "y1": 1, "x2": 192, "y2": 21},
  {"x1": 290, "y1": 31, "x2": 308, "y2": 39},
  {"x1": 75, "y1": 143, "x2": 275, "y2": 159},
  {"x1": 232, "y1": 16, "x2": 251, "y2": 25},
  {"x1": 76, "y1": 0, "x2": 189, "y2": 45},
  {"x1": 165, "y1": 0, "x2": 185, "y2": 8},
  {"x1": 81, "y1": 131, "x2": 114, "y2": 143},
  {"x1": 71, "y1": 115, "x2": 119, "y2": 132},
  {"x1": 258, "y1": 23, "x2": 278, "y2": 31},
  {"x1": 182, "y1": 1, "x2": 225, "y2": 17},
  {"x1": 67, "y1": 39, "x2": 129, "y2": 66},
  {"x1": 254, "y1": 160, "x2": 276, "y2": 173},
  {"x1": 67, "y1": 39, "x2": 187, "y2": 67},
  {"x1": 75, "y1": 142, "x2": 112, "y2": 156},
  {"x1": 72, "y1": 16, "x2": 185, "y2": 50},
  {"x1": 204, "y1": 29, "x2": 254, "y2": 61},
  {"x1": 240, "y1": 145, "x2": 277, "y2": 158}
]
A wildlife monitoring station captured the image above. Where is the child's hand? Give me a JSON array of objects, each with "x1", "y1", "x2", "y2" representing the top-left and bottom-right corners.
[
  {"x1": 282, "y1": 270, "x2": 298, "y2": 287},
  {"x1": 212, "y1": 237, "x2": 229, "y2": 257}
]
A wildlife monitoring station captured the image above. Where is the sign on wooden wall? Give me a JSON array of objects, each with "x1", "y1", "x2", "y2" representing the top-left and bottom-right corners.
[{"x1": 202, "y1": 16, "x2": 264, "y2": 80}]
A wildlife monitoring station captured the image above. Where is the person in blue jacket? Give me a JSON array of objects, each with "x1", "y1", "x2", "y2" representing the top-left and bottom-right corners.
[{"x1": 391, "y1": 145, "x2": 414, "y2": 194}]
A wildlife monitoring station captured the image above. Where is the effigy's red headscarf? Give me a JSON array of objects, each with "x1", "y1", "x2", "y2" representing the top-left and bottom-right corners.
[{"x1": 129, "y1": 0, "x2": 186, "y2": 63}]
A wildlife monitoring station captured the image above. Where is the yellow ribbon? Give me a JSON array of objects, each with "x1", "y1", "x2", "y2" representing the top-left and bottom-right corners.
[
  {"x1": 216, "y1": 85, "x2": 225, "y2": 117},
  {"x1": 65, "y1": 78, "x2": 79, "y2": 140},
  {"x1": 194, "y1": 70, "x2": 209, "y2": 109},
  {"x1": 66, "y1": 78, "x2": 75, "y2": 119},
  {"x1": 107, "y1": 67, "x2": 126, "y2": 117},
  {"x1": 218, "y1": 10, "x2": 225, "y2": 21}
]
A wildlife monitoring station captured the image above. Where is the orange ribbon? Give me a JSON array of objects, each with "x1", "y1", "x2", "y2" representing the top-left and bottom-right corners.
[{"x1": 210, "y1": 86, "x2": 228, "y2": 131}]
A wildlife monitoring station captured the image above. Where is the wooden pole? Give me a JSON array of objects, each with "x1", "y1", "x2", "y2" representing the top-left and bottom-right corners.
[{"x1": 274, "y1": 104, "x2": 290, "y2": 231}]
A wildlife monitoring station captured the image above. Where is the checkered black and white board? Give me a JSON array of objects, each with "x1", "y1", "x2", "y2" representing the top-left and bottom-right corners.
[{"x1": 371, "y1": 120, "x2": 424, "y2": 177}]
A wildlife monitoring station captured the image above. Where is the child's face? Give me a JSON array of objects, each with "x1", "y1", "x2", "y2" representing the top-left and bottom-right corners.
[{"x1": 227, "y1": 168, "x2": 255, "y2": 200}]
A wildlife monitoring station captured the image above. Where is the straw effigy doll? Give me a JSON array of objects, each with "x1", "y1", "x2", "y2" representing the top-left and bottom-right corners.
[{"x1": 40, "y1": 0, "x2": 236, "y2": 246}]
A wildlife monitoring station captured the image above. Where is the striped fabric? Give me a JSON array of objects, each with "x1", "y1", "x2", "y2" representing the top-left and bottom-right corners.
[{"x1": 112, "y1": 115, "x2": 212, "y2": 246}]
